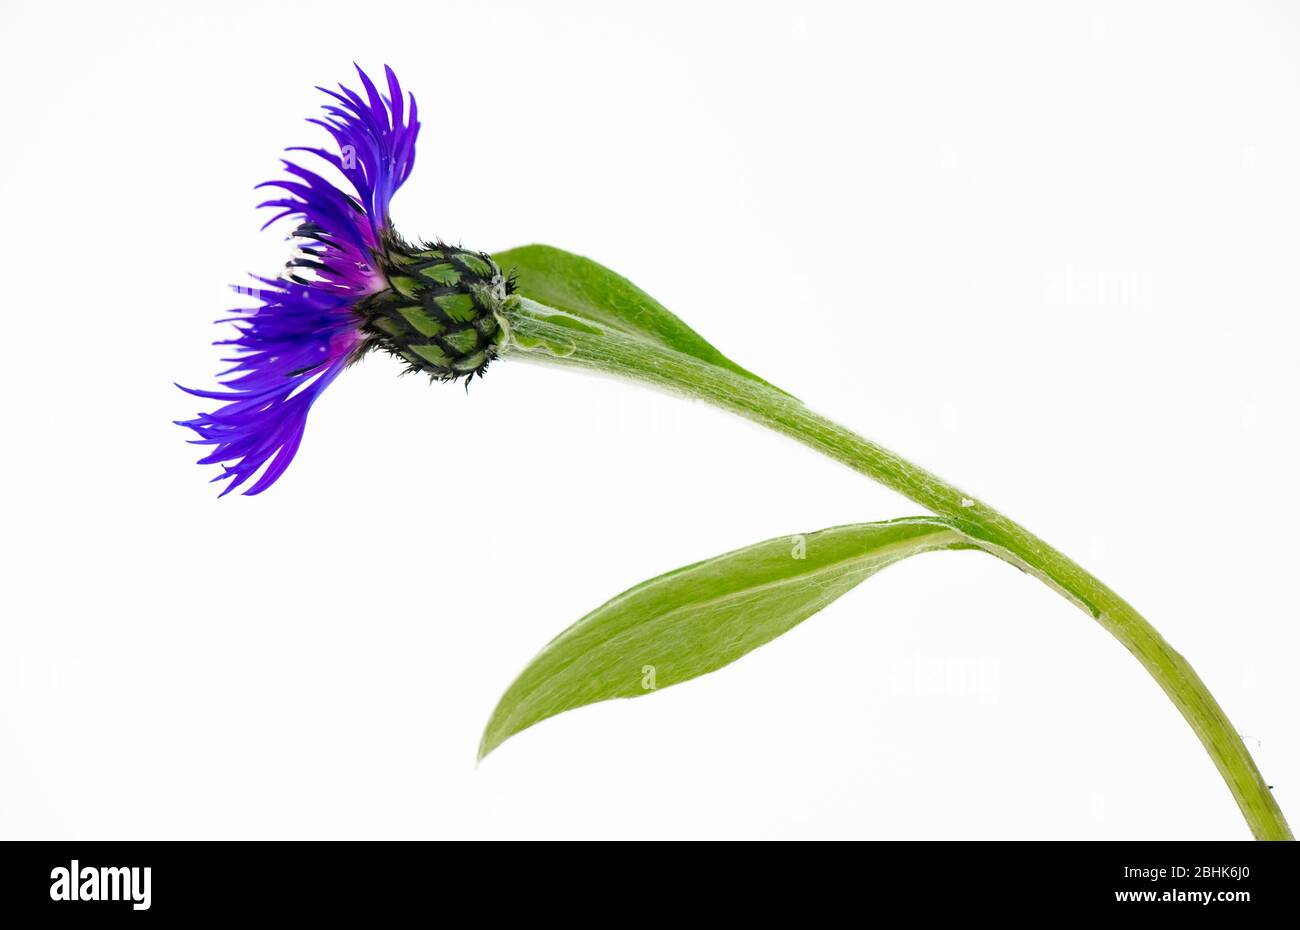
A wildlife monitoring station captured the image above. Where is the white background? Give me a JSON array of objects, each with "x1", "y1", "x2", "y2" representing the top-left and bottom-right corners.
[{"x1": 1, "y1": 0, "x2": 1297, "y2": 839}]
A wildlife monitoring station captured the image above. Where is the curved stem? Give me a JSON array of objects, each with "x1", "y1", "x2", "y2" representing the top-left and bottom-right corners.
[{"x1": 502, "y1": 299, "x2": 1292, "y2": 840}]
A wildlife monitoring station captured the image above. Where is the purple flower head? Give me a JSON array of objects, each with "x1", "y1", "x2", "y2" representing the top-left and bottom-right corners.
[{"x1": 178, "y1": 65, "x2": 420, "y2": 495}]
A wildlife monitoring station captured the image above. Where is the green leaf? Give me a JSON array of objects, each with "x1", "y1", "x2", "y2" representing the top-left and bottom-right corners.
[
  {"x1": 492, "y1": 243, "x2": 780, "y2": 390},
  {"x1": 491, "y1": 258, "x2": 1294, "y2": 839},
  {"x1": 479, "y1": 517, "x2": 973, "y2": 759}
]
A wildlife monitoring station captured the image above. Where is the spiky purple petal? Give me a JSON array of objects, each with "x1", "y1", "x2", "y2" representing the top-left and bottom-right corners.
[{"x1": 179, "y1": 65, "x2": 420, "y2": 495}]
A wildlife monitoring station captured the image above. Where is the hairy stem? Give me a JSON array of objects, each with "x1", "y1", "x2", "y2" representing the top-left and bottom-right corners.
[{"x1": 502, "y1": 298, "x2": 1292, "y2": 840}]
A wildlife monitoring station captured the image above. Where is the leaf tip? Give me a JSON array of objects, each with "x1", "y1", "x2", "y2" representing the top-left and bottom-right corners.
[{"x1": 477, "y1": 711, "x2": 512, "y2": 762}]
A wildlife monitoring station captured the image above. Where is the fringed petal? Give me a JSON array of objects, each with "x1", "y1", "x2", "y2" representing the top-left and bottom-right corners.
[{"x1": 178, "y1": 66, "x2": 420, "y2": 495}]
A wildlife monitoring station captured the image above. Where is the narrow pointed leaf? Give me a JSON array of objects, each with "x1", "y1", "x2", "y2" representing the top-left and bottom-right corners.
[
  {"x1": 480, "y1": 517, "x2": 974, "y2": 758},
  {"x1": 492, "y1": 243, "x2": 779, "y2": 389}
]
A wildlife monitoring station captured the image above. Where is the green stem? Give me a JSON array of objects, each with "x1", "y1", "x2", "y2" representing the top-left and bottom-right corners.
[{"x1": 502, "y1": 299, "x2": 1292, "y2": 840}]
